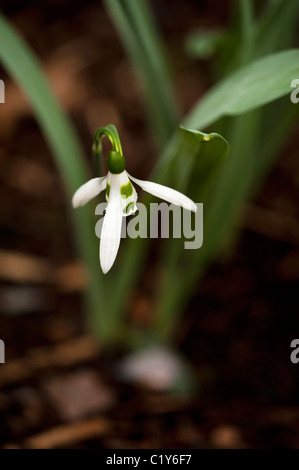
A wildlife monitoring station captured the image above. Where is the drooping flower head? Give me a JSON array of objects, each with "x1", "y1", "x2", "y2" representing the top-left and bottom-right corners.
[{"x1": 72, "y1": 125, "x2": 197, "y2": 274}]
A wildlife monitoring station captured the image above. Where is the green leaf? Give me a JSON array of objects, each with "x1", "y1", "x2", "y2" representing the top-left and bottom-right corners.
[
  {"x1": 174, "y1": 126, "x2": 229, "y2": 199},
  {"x1": 0, "y1": 13, "x2": 112, "y2": 339},
  {"x1": 239, "y1": 0, "x2": 254, "y2": 65},
  {"x1": 179, "y1": 126, "x2": 229, "y2": 173},
  {"x1": 152, "y1": 126, "x2": 229, "y2": 338},
  {"x1": 186, "y1": 49, "x2": 299, "y2": 130},
  {"x1": 103, "y1": 0, "x2": 179, "y2": 146},
  {"x1": 255, "y1": 0, "x2": 299, "y2": 57}
]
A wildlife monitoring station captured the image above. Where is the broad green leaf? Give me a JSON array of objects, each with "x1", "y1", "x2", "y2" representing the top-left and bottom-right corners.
[
  {"x1": 153, "y1": 126, "x2": 229, "y2": 337},
  {"x1": 178, "y1": 126, "x2": 229, "y2": 172},
  {"x1": 176, "y1": 126, "x2": 229, "y2": 200},
  {"x1": 186, "y1": 49, "x2": 299, "y2": 130}
]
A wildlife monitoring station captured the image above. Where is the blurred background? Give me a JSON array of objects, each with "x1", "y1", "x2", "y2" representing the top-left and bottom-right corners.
[{"x1": 0, "y1": 0, "x2": 299, "y2": 449}]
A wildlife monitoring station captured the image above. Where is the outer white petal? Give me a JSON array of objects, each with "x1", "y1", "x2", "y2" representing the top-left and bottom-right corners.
[
  {"x1": 100, "y1": 174, "x2": 123, "y2": 274},
  {"x1": 72, "y1": 176, "x2": 107, "y2": 208},
  {"x1": 128, "y1": 174, "x2": 197, "y2": 212}
]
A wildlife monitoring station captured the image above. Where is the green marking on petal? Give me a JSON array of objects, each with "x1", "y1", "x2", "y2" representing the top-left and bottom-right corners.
[
  {"x1": 106, "y1": 183, "x2": 110, "y2": 199},
  {"x1": 120, "y1": 181, "x2": 133, "y2": 198},
  {"x1": 123, "y1": 201, "x2": 135, "y2": 214}
]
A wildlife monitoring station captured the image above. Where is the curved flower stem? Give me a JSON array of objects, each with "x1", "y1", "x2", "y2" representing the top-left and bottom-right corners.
[
  {"x1": 93, "y1": 124, "x2": 123, "y2": 155},
  {"x1": 93, "y1": 124, "x2": 124, "y2": 178},
  {"x1": 106, "y1": 124, "x2": 123, "y2": 155}
]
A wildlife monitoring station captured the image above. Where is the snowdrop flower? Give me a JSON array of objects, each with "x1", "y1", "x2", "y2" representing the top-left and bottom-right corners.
[{"x1": 72, "y1": 125, "x2": 197, "y2": 274}]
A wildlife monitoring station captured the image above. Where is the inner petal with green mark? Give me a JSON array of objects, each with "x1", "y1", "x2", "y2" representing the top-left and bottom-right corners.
[
  {"x1": 120, "y1": 181, "x2": 133, "y2": 198},
  {"x1": 106, "y1": 183, "x2": 110, "y2": 201},
  {"x1": 124, "y1": 201, "x2": 136, "y2": 215}
]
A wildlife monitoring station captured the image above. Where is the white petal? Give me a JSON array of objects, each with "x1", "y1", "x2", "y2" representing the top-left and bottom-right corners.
[
  {"x1": 72, "y1": 176, "x2": 107, "y2": 208},
  {"x1": 100, "y1": 177, "x2": 123, "y2": 274},
  {"x1": 128, "y1": 174, "x2": 197, "y2": 212},
  {"x1": 122, "y1": 178, "x2": 138, "y2": 217},
  {"x1": 112, "y1": 171, "x2": 129, "y2": 187},
  {"x1": 107, "y1": 171, "x2": 138, "y2": 216}
]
